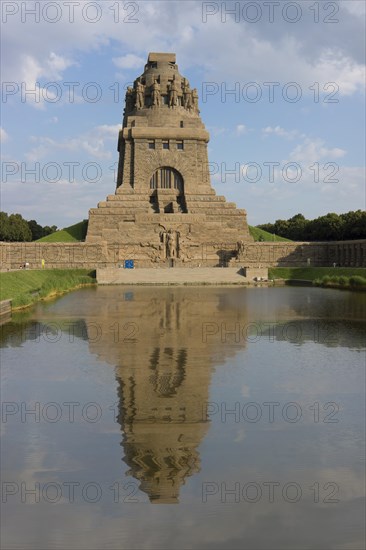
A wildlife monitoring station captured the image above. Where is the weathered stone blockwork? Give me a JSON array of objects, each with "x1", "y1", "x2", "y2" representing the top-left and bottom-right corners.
[
  {"x1": 0, "y1": 242, "x2": 100, "y2": 270},
  {"x1": 86, "y1": 52, "x2": 252, "y2": 265},
  {"x1": 1, "y1": 240, "x2": 365, "y2": 270},
  {"x1": 2, "y1": 55, "x2": 364, "y2": 273}
]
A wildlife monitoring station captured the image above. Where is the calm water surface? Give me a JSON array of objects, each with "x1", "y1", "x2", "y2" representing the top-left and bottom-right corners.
[{"x1": 1, "y1": 286, "x2": 365, "y2": 549}]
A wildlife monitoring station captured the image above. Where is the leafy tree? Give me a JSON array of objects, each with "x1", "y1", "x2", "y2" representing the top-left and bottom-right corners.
[
  {"x1": 27, "y1": 220, "x2": 44, "y2": 240},
  {"x1": 0, "y1": 212, "x2": 57, "y2": 241},
  {"x1": 273, "y1": 219, "x2": 290, "y2": 237},
  {"x1": 257, "y1": 210, "x2": 366, "y2": 241},
  {"x1": 1, "y1": 211, "x2": 32, "y2": 241},
  {"x1": 341, "y1": 210, "x2": 366, "y2": 239},
  {"x1": 287, "y1": 213, "x2": 308, "y2": 240},
  {"x1": 42, "y1": 225, "x2": 57, "y2": 236},
  {"x1": 0, "y1": 212, "x2": 10, "y2": 241},
  {"x1": 307, "y1": 213, "x2": 343, "y2": 241}
]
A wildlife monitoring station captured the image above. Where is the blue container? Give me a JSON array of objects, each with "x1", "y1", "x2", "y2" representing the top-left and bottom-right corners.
[{"x1": 124, "y1": 260, "x2": 134, "y2": 269}]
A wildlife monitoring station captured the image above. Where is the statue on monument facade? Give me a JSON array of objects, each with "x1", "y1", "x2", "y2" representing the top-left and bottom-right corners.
[
  {"x1": 169, "y1": 76, "x2": 179, "y2": 108},
  {"x1": 135, "y1": 80, "x2": 145, "y2": 110},
  {"x1": 127, "y1": 64, "x2": 200, "y2": 115},
  {"x1": 167, "y1": 231, "x2": 176, "y2": 258},
  {"x1": 192, "y1": 88, "x2": 199, "y2": 113},
  {"x1": 125, "y1": 86, "x2": 135, "y2": 113},
  {"x1": 182, "y1": 79, "x2": 192, "y2": 110},
  {"x1": 161, "y1": 229, "x2": 179, "y2": 259},
  {"x1": 151, "y1": 79, "x2": 161, "y2": 107},
  {"x1": 237, "y1": 240, "x2": 246, "y2": 260}
]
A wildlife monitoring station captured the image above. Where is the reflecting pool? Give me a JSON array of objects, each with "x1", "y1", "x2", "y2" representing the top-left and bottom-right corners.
[{"x1": 1, "y1": 286, "x2": 365, "y2": 549}]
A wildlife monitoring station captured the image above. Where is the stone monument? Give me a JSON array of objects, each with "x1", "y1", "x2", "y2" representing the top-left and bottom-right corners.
[{"x1": 86, "y1": 52, "x2": 253, "y2": 266}]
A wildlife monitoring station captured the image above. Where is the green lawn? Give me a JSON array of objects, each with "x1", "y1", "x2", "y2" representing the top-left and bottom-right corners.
[
  {"x1": 0, "y1": 269, "x2": 96, "y2": 308},
  {"x1": 249, "y1": 226, "x2": 291, "y2": 242},
  {"x1": 269, "y1": 267, "x2": 366, "y2": 281},
  {"x1": 38, "y1": 220, "x2": 289, "y2": 244},
  {"x1": 37, "y1": 220, "x2": 88, "y2": 242}
]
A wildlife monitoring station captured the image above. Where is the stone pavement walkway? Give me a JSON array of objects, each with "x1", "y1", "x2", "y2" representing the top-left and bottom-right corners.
[{"x1": 97, "y1": 267, "x2": 253, "y2": 285}]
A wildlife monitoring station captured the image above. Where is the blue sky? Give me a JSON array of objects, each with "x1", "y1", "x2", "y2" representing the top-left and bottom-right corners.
[{"x1": 1, "y1": 0, "x2": 365, "y2": 228}]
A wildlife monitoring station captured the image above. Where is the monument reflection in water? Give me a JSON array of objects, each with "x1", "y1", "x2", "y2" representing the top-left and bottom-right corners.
[
  {"x1": 84, "y1": 287, "x2": 247, "y2": 504},
  {"x1": 1, "y1": 286, "x2": 365, "y2": 549}
]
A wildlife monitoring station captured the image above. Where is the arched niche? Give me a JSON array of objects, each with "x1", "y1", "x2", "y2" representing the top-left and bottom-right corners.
[
  {"x1": 150, "y1": 167, "x2": 184, "y2": 191},
  {"x1": 149, "y1": 167, "x2": 187, "y2": 213}
]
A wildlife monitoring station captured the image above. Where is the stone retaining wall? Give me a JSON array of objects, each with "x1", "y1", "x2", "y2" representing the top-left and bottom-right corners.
[
  {"x1": 0, "y1": 239, "x2": 365, "y2": 270},
  {"x1": 0, "y1": 299, "x2": 12, "y2": 315},
  {"x1": 97, "y1": 267, "x2": 252, "y2": 285},
  {"x1": 0, "y1": 299, "x2": 12, "y2": 325}
]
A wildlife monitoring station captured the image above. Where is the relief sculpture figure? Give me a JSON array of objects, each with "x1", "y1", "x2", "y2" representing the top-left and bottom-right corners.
[
  {"x1": 151, "y1": 79, "x2": 161, "y2": 107},
  {"x1": 135, "y1": 81, "x2": 145, "y2": 110}
]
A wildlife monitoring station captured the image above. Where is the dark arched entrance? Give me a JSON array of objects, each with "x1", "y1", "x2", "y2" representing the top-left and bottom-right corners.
[{"x1": 149, "y1": 167, "x2": 187, "y2": 213}]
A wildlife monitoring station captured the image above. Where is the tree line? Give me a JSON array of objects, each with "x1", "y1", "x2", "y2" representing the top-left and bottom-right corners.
[
  {"x1": 257, "y1": 211, "x2": 366, "y2": 241},
  {"x1": 0, "y1": 212, "x2": 57, "y2": 242},
  {"x1": 1, "y1": 210, "x2": 365, "y2": 242}
]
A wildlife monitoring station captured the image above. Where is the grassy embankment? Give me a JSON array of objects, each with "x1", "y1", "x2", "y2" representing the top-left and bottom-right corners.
[
  {"x1": 269, "y1": 267, "x2": 366, "y2": 290},
  {"x1": 249, "y1": 226, "x2": 291, "y2": 242},
  {"x1": 0, "y1": 269, "x2": 96, "y2": 309},
  {"x1": 22, "y1": 222, "x2": 366, "y2": 290},
  {"x1": 37, "y1": 220, "x2": 88, "y2": 242},
  {"x1": 39, "y1": 221, "x2": 291, "y2": 244}
]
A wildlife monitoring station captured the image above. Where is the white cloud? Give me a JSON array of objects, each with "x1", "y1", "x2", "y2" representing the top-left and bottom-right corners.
[
  {"x1": 233, "y1": 429, "x2": 246, "y2": 443},
  {"x1": 112, "y1": 54, "x2": 145, "y2": 69},
  {"x1": 243, "y1": 163, "x2": 365, "y2": 225},
  {"x1": 94, "y1": 124, "x2": 121, "y2": 139},
  {"x1": 219, "y1": 129, "x2": 361, "y2": 223},
  {"x1": 21, "y1": 52, "x2": 75, "y2": 85},
  {"x1": 1, "y1": 179, "x2": 110, "y2": 227},
  {"x1": 201, "y1": 35, "x2": 364, "y2": 97},
  {"x1": 0, "y1": 127, "x2": 9, "y2": 142},
  {"x1": 341, "y1": 0, "x2": 366, "y2": 16},
  {"x1": 312, "y1": 49, "x2": 365, "y2": 96},
  {"x1": 25, "y1": 124, "x2": 121, "y2": 162},
  {"x1": 19, "y1": 52, "x2": 74, "y2": 91},
  {"x1": 46, "y1": 52, "x2": 74, "y2": 77},
  {"x1": 207, "y1": 126, "x2": 228, "y2": 137},
  {"x1": 289, "y1": 138, "x2": 346, "y2": 163},
  {"x1": 246, "y1": 136, "x2": 348, "y2": 193},
  {"x1": 18, "y1": 52, "x2": 76, "y2": 109},
  {"x1": 21, "y1": 54, "x2": 43, "y2": 87},
  {"x1": 236, "y1": 124, "x2": 247, "y2": 136},
  {"x1": 262, "y1": 126, "x2": 299, "y2": 140},
  {"x1": 2, "y1": 1, "x2": 365, "y2": 99}
]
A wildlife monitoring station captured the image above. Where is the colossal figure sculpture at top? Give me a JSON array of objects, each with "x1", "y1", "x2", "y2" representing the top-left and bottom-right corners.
[
  {"x1": 135, "y1": 80, "x2": 145, "y2": 110},
  {"x1": 151, "y1": 79, "x2": 161, "y2": 107},
  {"x1": 182, "y1": 79, "x2": 192, "y2": 110},
  {"x1": 192, "y1": 88, "x2": 199, "y2": 113},
  {"x1": 86, "y1": 52, "x2": 253, "y2": 266},
  {"x1": 169, "y1": 75, "x2": 179, "y2": 108}
]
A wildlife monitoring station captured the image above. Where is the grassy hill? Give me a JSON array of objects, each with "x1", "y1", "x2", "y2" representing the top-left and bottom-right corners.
[
  {"x1": 249, "y1": 226, "x2": 292, "y2": 242},
  {"x1": 0, "y1": 269, "x2": 96, "y2": 308},
  {"x1": 37, "y1": 220, "x2": 88, "y2": 242},
  {"x1": 269, "y1": 267, "x2": 366, "y2": 281},
  {"x1": 37, "y1": 220, "x2": 290, "y2": 243}
]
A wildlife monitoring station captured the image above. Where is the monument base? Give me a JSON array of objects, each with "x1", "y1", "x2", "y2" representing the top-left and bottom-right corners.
[{"x1": 96, "y1": 266, "x2": 268, "y2": 285}]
